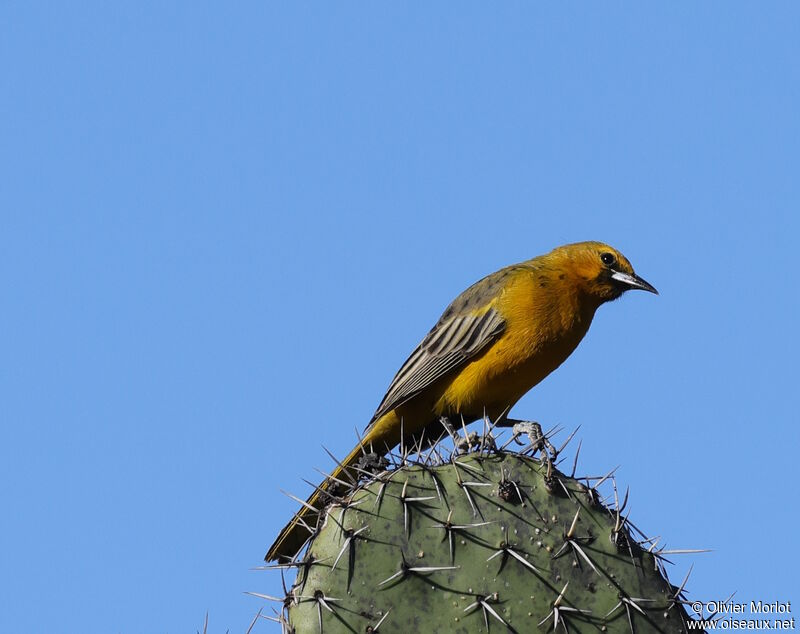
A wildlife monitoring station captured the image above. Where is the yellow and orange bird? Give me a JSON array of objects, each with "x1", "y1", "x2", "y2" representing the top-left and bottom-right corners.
[{"x1": 266, "y1": 241, "x2": 657, "y2": 562}]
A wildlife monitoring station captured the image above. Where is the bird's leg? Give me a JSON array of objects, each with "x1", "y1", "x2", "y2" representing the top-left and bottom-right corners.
[
  {"x1": 439, "y1": 416, "x2": 479, "y2": 455},
  {"x1": 439, "y1": 416, "x2": 459, "y2": 442},
  {"x1": 355, "y1": 451, "x2": 389, "y2": 476},
  {"x1": 498, "y1": 418, "x2": 559, "y2": 462}
]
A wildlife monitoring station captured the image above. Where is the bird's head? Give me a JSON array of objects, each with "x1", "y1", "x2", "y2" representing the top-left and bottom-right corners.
[{"x1": 555, "y1": 241, "x2": 658, "y2": 305}]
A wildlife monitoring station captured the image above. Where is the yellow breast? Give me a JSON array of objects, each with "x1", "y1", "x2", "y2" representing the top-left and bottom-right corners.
[{"x1": 435, "y1": 269, "x2": 597, "y2": 419}]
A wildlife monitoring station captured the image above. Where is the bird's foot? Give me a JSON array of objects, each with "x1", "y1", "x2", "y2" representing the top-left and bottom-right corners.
[
  {"x1": 439, "y1": 416, "x2": 484, "y2": 455},
  {"x1": 501, "y1": 419, "x2": 559, "y2": 463},
  {"x1": 355, "y1": 452, "x2": 390, "y2": 476},
  {"x1": 454, "y1": 431, "x2": 480, "y2": 454}
]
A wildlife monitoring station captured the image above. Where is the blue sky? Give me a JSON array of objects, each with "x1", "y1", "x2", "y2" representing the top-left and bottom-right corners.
[{"x1": 2, "y1": 3, "x2": 798, "y2": 632}]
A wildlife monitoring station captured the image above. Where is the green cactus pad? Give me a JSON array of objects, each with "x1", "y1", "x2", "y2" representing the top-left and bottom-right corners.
[{"x1": 282, "y1": 448, "x2": 699, "y2": 633}]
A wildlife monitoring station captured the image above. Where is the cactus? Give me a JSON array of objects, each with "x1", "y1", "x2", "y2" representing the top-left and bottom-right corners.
[{"x1": 270, "y1": 426, "x2": 701, "y2": 633}]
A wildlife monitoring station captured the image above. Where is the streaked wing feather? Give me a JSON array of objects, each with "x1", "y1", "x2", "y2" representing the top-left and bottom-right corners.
[{"x1": 369, "y1": 307, "x2": 505, "y2": 425}]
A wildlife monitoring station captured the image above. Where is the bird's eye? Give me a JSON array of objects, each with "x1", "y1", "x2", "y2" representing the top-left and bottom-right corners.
[{"x1": 600, "y1": 252, "x2": 616, "y2": 266}]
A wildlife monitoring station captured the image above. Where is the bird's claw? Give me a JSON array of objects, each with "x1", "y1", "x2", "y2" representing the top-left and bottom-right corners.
[
  {"x1": 511, "y1": 421, "x2": 558, "y2": 462},
  {"x1": 355, "y1": 452, "x2": 389, "y2": 475},
  {"x1": 454, "y1": 431, "x2": 479, "y2": 454}
]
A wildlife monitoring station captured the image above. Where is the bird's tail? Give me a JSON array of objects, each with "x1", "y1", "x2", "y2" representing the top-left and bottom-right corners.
[{"x1": 265, "y1": 412, "x2": 400, "y2": 562}]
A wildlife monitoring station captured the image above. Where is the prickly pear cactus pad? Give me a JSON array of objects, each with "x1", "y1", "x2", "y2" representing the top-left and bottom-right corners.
[{"x1": 269, "y1": 429, "x2": 701, "y2": 633}]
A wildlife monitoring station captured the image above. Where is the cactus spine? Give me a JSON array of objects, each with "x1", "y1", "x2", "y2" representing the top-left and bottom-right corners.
[{"x1": 272, "y1": 430, "x2": 700, "y2": 633}]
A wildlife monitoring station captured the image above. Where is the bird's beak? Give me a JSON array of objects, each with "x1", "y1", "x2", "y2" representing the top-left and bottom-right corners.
[{"x1": 611, "y1": 270, "x2": 659, "y2": 295}]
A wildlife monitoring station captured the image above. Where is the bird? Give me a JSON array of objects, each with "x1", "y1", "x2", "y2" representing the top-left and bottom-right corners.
[{"x1": 266, "y1": 240, "x2": 657, "y2": 562}]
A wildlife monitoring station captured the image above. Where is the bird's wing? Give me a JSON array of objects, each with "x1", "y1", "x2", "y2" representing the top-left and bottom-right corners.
[{"x1": 368, "y1": 266, "x2": 523, "y2": 426}]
